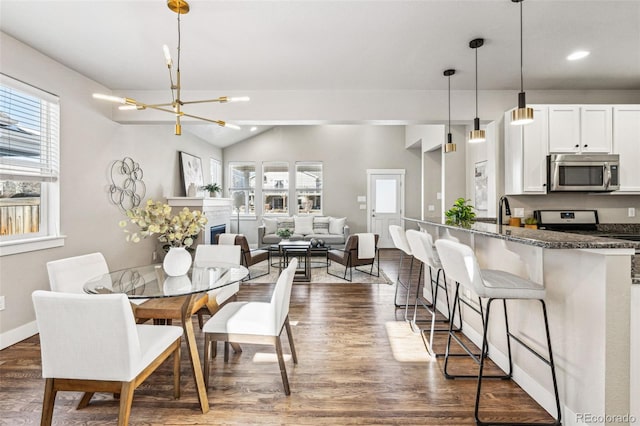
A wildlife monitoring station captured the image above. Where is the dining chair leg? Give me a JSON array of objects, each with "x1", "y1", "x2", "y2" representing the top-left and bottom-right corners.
[
  {"x1": 203, "y1": 336, "x2": 211, "y2": 390},
  {"x1": 197, "y1": 312, "x2": 205, "y2": 330},
  {"x1": 117, "y1": 381, "x2": 135, "y2": 426},
  {"x1": 41, "y1": 378, "x2": 56, "y2": 426},
  {"x1": 284, "y1": 316, "x2": 298, "y2": 364},
  {"x1": 275, "y1": 337, "x2": 291, "y2": 395},
  {"x1": 76, "y1": 391, "x2": 94, "y2": 409},
  {"x1": 173, "y1": 345, "x2": 181, "y2": 399},
  {"x1": 224, "y1": 342, "x2": 230, "y2": 362}
]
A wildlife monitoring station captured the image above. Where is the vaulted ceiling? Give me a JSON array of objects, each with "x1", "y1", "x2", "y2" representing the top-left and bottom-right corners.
[{"x1": 2, "y1": 0, "x2": 639, "y2": 146}]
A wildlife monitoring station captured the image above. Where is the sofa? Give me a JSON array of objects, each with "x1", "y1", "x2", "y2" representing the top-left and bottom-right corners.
[{"x1": 258, "y1": 215, "x2": 350, "y2": 247}]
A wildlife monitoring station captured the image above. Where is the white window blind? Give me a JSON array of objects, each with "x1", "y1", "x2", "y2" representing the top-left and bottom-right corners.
[{"x1": 0, "y1": 74, "x2": 60, "y2": 182}]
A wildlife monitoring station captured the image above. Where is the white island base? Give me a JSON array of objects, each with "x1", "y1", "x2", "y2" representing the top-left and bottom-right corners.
[{"x1": 417, "y1": 223, "x2": 635, "y2": 426}]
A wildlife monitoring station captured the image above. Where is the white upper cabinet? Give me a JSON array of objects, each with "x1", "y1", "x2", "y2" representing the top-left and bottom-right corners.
[
  {"x1": 504, "y1": 105, "x2": 549, "y2": 195},
  {"x1": 548, "y1": 105, "x2": 580, "y2": 152},
  {"x1": 613, "y1": 106, "x2": 640, "y2": 192},
  {"x1": 581, "y1": 106, "x2": 613, "y2": 153},
  {"x1": 548, "y1": 105, "x2": 612, "y2": 153}
]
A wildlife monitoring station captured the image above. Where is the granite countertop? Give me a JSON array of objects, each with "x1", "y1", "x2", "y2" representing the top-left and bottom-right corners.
[{"x1": 410, "y1": 217, "x2": 640, "y2": 250}]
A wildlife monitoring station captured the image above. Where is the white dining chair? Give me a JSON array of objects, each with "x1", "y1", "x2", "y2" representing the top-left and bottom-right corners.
[
  {"x1": 32, "y1": 290, "x2": 182, "y2": 426},
  {"x1": 202, "y1": 258, "x2": 298, "y2": 395},
  {"x1": 193, "y1": 244, "x2": 242, "y2": 328},
  {"x1": 46, "y1": 252, "x2": 147, "y2": 306}
]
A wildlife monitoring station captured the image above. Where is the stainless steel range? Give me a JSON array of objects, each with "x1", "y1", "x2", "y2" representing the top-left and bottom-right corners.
[{"x1": 533, "y1": 209, "x2": 640, "y2": 244}]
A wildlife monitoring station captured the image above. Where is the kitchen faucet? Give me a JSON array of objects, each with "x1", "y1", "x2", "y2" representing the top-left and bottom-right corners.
[{"x1": 498, "y1": 195, "x2": 511, "y2": 230}]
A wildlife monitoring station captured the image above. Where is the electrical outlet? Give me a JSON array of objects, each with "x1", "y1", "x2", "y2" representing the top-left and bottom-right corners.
[
  {"x1": 628, "y1": 208, "x2": 636, "y2": 217},
  {"x1": 0, "y1": 296, "x2": 5, "y2": 311},
  {"x1": 152, "y1": 251, "x2": 157, "y2": 262},
  {"x1": 428, "y1": 205, "x2": 435, "y2": 212}
]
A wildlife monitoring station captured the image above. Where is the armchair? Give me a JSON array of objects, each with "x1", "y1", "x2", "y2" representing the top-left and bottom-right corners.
[
  {"x1": 327, "y1": 233, "x2": 379, "y2": 282},
  {"x1": 215, "y1": 233, "x2": 270, "y2": 279}
]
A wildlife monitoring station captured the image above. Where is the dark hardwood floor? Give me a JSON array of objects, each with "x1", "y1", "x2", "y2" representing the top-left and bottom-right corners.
[{"x1": 0, "y1": 249, "x2": 555, "y2": 425}]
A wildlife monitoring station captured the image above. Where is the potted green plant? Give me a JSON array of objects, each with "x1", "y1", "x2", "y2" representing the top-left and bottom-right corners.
[
  {"x1": 445, "y1": 198, "x2": 476, "y2": 228},
  {"x1": 276, "y1": 228, "x2": 292, "y2": 240},
  {"x1": 524, "y1": 216, "x2": 538, "y2": 229},
  {"x1": 202, "y1": 183, "x2": 222, "y2": 197}
]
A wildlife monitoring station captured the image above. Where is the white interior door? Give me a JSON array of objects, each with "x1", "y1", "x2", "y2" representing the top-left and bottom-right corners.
[{"x1": 367, "y1": 170, "x2": 404, "y2": 248}]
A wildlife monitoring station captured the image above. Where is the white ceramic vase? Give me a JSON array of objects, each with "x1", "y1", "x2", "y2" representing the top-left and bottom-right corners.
[{"x1": 163, "y1": 246, "x2": 192, "y2": 276}]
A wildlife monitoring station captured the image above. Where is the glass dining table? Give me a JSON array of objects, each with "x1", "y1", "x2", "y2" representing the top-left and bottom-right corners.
[{"x1": 84, "y1": 261, "x2": 249, "y2": 414}]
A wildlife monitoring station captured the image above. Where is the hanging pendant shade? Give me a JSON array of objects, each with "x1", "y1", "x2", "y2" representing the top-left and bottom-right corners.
[
  {"x1": 444, "y1": 69, "x2": 457, "y2": 153},
  {"x1": 468, "y1": 38, "x2": 485, "y2": 143},
  {"x1": 511, "y1": 0, "x2": 534, "y2": 125}
]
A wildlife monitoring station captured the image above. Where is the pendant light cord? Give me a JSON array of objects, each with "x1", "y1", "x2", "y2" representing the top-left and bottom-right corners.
[
  {"x1": 519, "y1": 0, "x2": 524, "y2": 92},
  {"x1": 448, "y1": 75, "x2": 451, "y2": 134},
  {"x1": 475, "y1": 47, "x2": 479, "y2": 118}
]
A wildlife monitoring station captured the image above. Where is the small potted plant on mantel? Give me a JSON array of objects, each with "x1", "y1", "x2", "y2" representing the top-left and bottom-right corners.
[
  {"x1": 524, "y1": 216, "x2": 538, "y2": 229},
  {"x1": 202, "y1": 183, "x2": 222, "y2": 198}
]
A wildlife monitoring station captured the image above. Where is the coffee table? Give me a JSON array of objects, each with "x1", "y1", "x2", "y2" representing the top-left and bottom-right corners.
[{"x1": 269, "y1": 241, "x2": 330, "y2": 282}]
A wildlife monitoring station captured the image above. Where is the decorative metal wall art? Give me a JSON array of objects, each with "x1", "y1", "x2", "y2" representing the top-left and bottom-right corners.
[{"x1": 109, "y1": 157, "x2": 146, "y2": 212}]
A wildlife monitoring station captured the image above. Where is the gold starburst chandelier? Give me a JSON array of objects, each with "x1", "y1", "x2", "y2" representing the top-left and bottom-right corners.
[{"x1": 93, "y1": 0, "x2": 248, "y2": 135}]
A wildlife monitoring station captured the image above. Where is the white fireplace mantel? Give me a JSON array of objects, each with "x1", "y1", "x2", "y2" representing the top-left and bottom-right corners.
[{"x1": 166, "y1": 197, "x2": 232, "y2": 244}]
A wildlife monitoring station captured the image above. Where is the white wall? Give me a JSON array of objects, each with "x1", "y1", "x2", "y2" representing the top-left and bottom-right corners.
[
  {"x1": 223, "y1": 125, "x2": 422, "y2": 244},
  {"x1": 0, "y1": 33, "x2": 222, "y2": 344}
]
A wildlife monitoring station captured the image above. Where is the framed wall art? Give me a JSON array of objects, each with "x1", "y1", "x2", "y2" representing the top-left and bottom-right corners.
[{"x1": 179, "y1": 151, "x2": 204, "y2": 197}]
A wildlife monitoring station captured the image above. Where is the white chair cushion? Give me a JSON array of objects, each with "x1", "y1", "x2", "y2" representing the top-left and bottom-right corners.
[
  {"x1": 208, "y1": 282, "x2": 240, "y2": 305},
  {"x1": 202, "y1": 301, "x2": 277, "y2": 336},
  {"x1": 135, "y1": 324, "x2": 183, "y2": 381},
  {"x1": 480, "y1": 269, "x2": 546, "y2": 300}
]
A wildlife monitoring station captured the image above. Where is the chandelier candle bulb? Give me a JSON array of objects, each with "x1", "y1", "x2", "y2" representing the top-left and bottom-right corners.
[{"x1": 162, "y1": 44, "x2": 173, "y2": 67}]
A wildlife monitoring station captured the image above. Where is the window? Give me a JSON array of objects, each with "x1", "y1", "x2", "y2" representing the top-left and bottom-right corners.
[
  {"x1": 0, "y1": 74, "x2": 62, "y2": 255},
  {"x1": 228, "y1": 162, "x2": 255, "y2": 215},
  {"x1": 209, "y1": 158, "x2": 222, "y2": 189},
  {"x1": 263, "y1": 162, "x2": 289, "y2": 215},
  {"x1": 296, "y1": 162, "x2": 322, "y2": 214}
]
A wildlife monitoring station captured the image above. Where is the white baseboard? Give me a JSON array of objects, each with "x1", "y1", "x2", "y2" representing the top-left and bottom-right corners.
[{"x1": 0, "y1": 320, "x2": 38, "y2": 350}]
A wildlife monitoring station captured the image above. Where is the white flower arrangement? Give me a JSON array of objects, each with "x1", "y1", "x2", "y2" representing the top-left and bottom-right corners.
[{"x1": 119, "y1": 199, "x2": 208, "y2": 248}]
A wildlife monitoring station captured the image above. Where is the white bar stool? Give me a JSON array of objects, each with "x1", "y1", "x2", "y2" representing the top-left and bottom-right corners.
[
  {"x1": 434, "y1": 239, "x2": 561, "y2": 426},
  {"x1": 389, "y1": 225, "x2": 415, "y2": 320},
  {"x1": 405, "y1": 229, "x2": 460, "y2": 356}
]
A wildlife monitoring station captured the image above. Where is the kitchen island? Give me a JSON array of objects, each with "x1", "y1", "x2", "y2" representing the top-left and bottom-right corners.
[{"x1": 405, "y1": 218, "x2": 638, "y2": 426}]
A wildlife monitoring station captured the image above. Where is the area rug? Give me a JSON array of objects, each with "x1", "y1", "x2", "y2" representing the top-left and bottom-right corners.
[
  {"x1": 385, "y1": 321, "x2": 435, "y2": 362},
  {"x1": 244, "y1": 261, "x2": 393, "y2": 285}
]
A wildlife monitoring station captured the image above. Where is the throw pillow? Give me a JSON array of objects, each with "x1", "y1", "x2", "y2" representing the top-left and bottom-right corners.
[
  {"x1": 263, "y1": 217, "x2": 277, "y2": 235},
  {"x1": 329, "y1": 217, "x2": 346, "y2": 235},
  {"x1": 294, "y1": 215, "x2": 314, "y2": 236},
  {"x1": 277, "y1": 217, "x2": 295, "y2": 233},
  {"x1": 313, "y1": 216, "x2": 330, "y2": 234}
]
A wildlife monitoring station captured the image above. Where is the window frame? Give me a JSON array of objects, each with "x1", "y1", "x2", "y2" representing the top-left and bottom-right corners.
[
  {"x1": 0, "y1": 74, "x2": 64, "y2": 256},
  {"x1": 295, "y1": 161, "x2": 323, "y2": 215},
  {"x1": 228, "y1": 161, "x2": 256, "y2": 216},
  {"x1": 262, "y1": 161, "x2": 290, "y2": 216}
]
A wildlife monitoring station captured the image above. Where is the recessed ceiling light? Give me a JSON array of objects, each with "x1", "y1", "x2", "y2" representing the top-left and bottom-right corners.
[
  {"x1": 567, "y1": 50, "x2": 590, "y2": 61},
  {"x1": 250, "y1": 126, "x2": 257, "y2": 132}
]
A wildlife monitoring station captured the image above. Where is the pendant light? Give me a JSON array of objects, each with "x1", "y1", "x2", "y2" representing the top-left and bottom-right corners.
[
  {"x1": 511, "y1": 0, "x2": 534, "y2": 125},
  {"x1": 469, "y1": 38, "x2": 485, "y2": 143},
  {"x1": 444, "y1": 69, "x2": 456, "y2": 153},
  {"x1": 93, "y1": 0, "x2": 249, "y2": 135}
]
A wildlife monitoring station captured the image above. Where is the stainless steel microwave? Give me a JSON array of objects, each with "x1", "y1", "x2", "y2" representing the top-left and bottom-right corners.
[{"x1": 548, "y1": 154, "x2": 619, "y2": 192}]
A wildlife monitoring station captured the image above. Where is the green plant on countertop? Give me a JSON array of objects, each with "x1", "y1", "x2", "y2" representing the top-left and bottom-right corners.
[
  {"x1": 201, "y1": 183, "x2": 222, "y2": 196},
  {"x1": 524, "y1": 216, "x2": 537, "y2": 225},
  {"x1": 445, "y1": 198, "x2": 476, "y2": 228}
]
